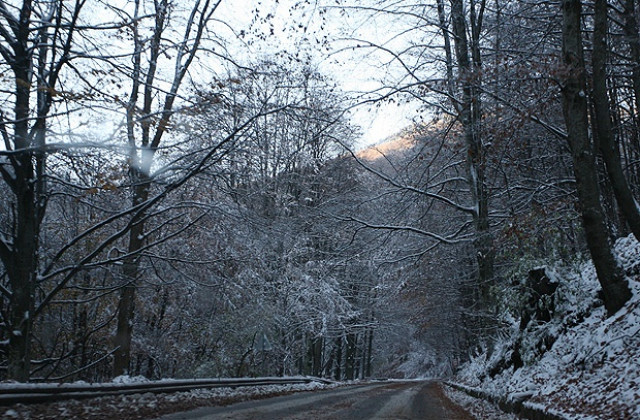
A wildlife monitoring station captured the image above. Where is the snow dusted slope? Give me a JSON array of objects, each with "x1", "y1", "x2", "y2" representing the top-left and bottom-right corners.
[{"x1": 455, "y1": 235, "x2": 640, "y2": 419}]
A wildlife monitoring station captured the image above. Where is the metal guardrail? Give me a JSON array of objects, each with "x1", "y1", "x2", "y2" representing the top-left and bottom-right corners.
[{"x1": 0, "y1": 376, "x2": 334, "y2": 406}]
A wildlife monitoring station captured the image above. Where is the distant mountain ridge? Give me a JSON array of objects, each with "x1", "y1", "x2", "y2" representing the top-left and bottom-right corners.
[
  {"x1": 356, "y1": 131, "x2": 416, "y2": 161},
  {"x1": 356, "y1": 120, "x2": 451, "y2": 161}
]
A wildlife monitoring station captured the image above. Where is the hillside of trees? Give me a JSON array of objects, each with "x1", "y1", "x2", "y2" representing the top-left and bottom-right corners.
[{"x1": 1, "y1": 4, "x2": 639, "y2": 413}]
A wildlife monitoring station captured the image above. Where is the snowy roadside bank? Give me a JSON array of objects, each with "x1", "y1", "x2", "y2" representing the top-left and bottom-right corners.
[
  {"x1": 452, "y1": 234, "x2": 640, "y2": 420},
  {"x1": 444, "y1": 381, "x2": 567, "y2": 420},
  {"x1": 441, "y1": 383, "x2": 519, "y2": 420},
  {"x1": 2, "y1": 381, "x2": 339, "y2": 420}
]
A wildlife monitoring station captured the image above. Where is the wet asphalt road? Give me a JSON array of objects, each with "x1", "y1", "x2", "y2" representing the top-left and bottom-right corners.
[{"x1": 155, "y1": 381, "x2": 473, "y2": 420}]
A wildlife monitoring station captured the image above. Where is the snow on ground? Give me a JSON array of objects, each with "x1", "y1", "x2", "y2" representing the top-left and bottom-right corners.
[
  {"x1": 0, "y1": 375, "x2": 321, "y2": 390},
  {"x1": 441, "y1": 385, "x2": 519, "y2": 420},
  {"x1": 111, "y1": 375, "x2": 150, "y2": 384},
  {"x1": 2, "y1": 381, "x2": 338, "y2": 420},
  {"x1": 454, "y1": 234, "x2": 640, "y2": 419}
]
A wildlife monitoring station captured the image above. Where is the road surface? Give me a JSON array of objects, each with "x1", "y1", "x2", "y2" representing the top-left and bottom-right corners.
[{"x1": 155, "y1": 381, "x2": 474, "y2": 420}]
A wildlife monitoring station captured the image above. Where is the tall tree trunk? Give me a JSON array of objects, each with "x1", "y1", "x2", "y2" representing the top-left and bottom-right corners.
[
  {"x1": 450, "y1": 0, "x2": 495, "y2": 302},
  {"x1": 311, "y1": 337, "x2": 323, "y2": 377},
  {"x1": 345, "y1": 333, "x2": 357, "y2": 380},
  {"x1": 334, "y1": 336, "x2": 342, "y2": 380},
  {"x1": 2, "y1": 0, "x2": 81, "y2": 381},
  {"x1": 6, "y1": 200, "x2": 36, "y2": 382},
  {"x1": 110, "y1": 0, "x2": 216, "y2": 377},
  {"x1": 592, "y1": 0, "x2": 640, "y2": 240},
  {"x1": 365, "y1": 325, "x2": 373, "y2": 378},
  {"x1": 622, "y1": 0, "x2": 640, "y2": 186},
  {"x1": 113, "y1": 181, "x2": 150, "y2": 376},
  {"x1": 5, "y1": 20, "x2": 38, "y2": 381},
  {"x1": 6, "y1": 150, "x2": 38, "y2": 382},
  {"x1": 623, "y1": 0, "x2": 640, "y2": 121},
  {"x1": 561, "y1": 0, "x2": 631, "y2": 315},
  {"x1": 436, "y1": 0, "x2": 456, "y2": 101}
]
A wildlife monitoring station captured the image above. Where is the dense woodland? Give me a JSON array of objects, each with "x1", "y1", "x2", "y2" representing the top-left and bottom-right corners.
[{"x1": 1, "y1": 0, "x2": 639, "y2": 384}]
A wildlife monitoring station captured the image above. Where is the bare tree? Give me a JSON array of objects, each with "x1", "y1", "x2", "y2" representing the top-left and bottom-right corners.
[
  {"x1": 591, "y1": 0, "x2": 640, "y2": 241},
  {"x1": 0, "y1": 0, "x2": 88, "y2": 381},
  {"x1": 560, "y1": 0, "x2": 631, "y2": 314},
  {"x1": 112, "y1": 0, "x2": 224, "y2": 376},
  {"x1": 447, "y1": 0, "x2": 495, "y2": 300}
]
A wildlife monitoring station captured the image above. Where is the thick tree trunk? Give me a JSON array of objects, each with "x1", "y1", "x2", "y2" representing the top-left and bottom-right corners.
[
  {"x1": 113, "y1": 284, "x2": 136, "y2": 376},
  {"x1": 113, "y1": 182, "x2": 149, "y2": 377},
  {"x1": 6, "y1": 246, "x2": 35, "y2": 382},
  {"x1": 6, "y1": 151, "x2": 38, "y2": 382},
  {"x1": 310, "y1": 337, "x2": 323, "y2": 377},
  {"x1": 345, "y1": 333, "x2": 357, "y2": 380},
  {"x1": 592, "y1": 0, "x2": 640, "y2": 241},
  {"x1": 5, "y1": 37, "x2": 39, "y2": 382},
  {"x1": 365, "y1": 326, "x2": 373, "y2": 378},
  {"x1": 623, "y1": 0, "x2": 640, "y2": 121},
  {"x1": 334, "y1": 336, "x2": 342, "y2": 380},
  {"x1": 621, "y1": 0, "x2": 640, "y2": 192},
  {"x1": 561, "y1": 0, "x2": 631, "y2": 315}
]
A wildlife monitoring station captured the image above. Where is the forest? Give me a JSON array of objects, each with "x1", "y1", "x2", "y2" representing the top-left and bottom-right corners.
[{"x1": 0, "y1": 0, "x2": 639, "y2": 401}]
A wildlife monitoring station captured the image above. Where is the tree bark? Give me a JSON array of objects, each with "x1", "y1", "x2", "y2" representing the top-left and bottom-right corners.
[
  {"x1": 561, "y1": 0, "x2": 631, "y2": 315},
  {"x1": 113, "y1": 181, "x2": 149, "y2": 377},
  {"x1": 622, "y1": 0, "x2": 640, "y2": 121},
  {"x1": 5, "y1": 3, "x2": 38, "y2": 381},
  {"x1": 449, "y1": 0, "x2": 495, "y2": 301},
  {"x1": 345, "y1": 333, "x2": 357, "y2": 380},
  {"x1": 591, "y1": 0, "x2": 640, "y2": 241},
  {"x1": 6, "y1": 134, "x2": 38, "y2": 383},
  {"x1": 334, "y1": 336, "x2": 342, "y2": 380},
  {"x1": 111, "y1": 0, "x2": 217, "y2": 378},
  {"x1": 1, "y1": 0, "x2": 84, "y2": 382},
  {"x1": 365, "y1": 325, "x2": 373, "y2": 378}
]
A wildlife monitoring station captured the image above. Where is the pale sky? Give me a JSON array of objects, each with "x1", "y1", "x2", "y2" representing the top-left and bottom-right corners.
[
  {"x1": 0, "y1": 0, "x2": 419, "y2": 151},
  {"x1": 217, "y1": 0, "x2": 420, "y2": 148}
]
